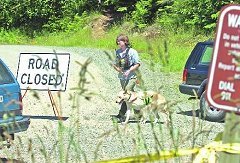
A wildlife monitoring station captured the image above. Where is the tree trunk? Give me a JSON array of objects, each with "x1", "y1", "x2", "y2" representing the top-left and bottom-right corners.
[{"x1": 219, "y1": 112, "x2": 240, "y2": 162}]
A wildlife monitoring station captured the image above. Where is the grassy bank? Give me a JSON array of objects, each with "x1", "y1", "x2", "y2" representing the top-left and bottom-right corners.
[{"x1": 0, "y1": 26, "x2": 209, "y2": 72}]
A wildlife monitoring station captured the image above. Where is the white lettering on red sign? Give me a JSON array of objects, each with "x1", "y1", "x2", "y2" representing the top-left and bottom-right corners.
[
  {"x1": 218, "y1": 81, "x2": 235, "y2": 92},
  {"x1": 228, "y1": 13, "x2": 240, "y2": 28},
  {"x1": 218, "y1": 62, "x2": 235, "y2": 71},
  {"x1": 221, "y1": 91, "x2": 232, "y2": 101}
]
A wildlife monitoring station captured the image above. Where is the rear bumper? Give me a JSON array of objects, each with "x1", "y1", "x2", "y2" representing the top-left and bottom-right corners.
[
  {"x1": 179, "y1": 83, "x2": 200, "y2": 96},
  {"x1": 0, "y1": 116, "x2": 30, "y2": 134}
]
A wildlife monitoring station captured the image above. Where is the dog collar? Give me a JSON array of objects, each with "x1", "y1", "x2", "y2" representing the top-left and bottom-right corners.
[
  {"x1": 144, "y1": 97, "x2": 152, "y2": 105},
  {"x1": 127, "y1": 92, "x2": 137, "y2": 102},
  {"x1": 127, "y1": 92, "x2": 132, "y2": 101}
]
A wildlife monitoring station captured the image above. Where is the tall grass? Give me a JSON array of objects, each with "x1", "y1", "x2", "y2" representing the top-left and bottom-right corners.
[
  {"x1": 0, "y1": 29, "x2": 29, "y2": 45},
  {"x1": 33, "y1": 28, "x2": 206, "y2": 72},
  {"x1": 33, "y1": 31, "x2": 198, "y2": 72},
  {"x1": 33, "y1": 28, "x2": 194, "y2": 72},
  {"x1": 0, "y1": 20, "x2": 209, "y2": 72}
]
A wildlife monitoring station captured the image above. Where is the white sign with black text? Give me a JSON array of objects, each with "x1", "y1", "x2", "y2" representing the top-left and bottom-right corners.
[{"x1": 17, "y1": 53, "x2": 70, "y2": 91}]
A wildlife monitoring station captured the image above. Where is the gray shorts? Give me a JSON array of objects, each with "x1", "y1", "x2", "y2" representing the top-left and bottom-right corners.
[{"x1": 120, "y1": 78, "x2": 137, "y2": 91}]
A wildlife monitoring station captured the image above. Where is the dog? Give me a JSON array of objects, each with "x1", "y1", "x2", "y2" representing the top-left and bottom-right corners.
[{"x1": 115, "y1": 90, "x2": 168, "y2": 124}]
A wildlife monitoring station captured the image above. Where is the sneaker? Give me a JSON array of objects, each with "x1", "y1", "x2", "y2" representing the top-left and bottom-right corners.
[
  {"x1": 111, "y1": 115, "x2": 125, "y2": 123},
  {"x1": 119, "y1": 116, "x2": 126, "y2": 123},
  {"x1": 111, "y1": 114, "x2": 121, "y2": 119}
]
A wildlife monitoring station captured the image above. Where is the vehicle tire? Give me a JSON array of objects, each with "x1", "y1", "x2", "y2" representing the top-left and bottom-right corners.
[{"x1": 200, "y1": 91, "x2": 226, "y2": 122}]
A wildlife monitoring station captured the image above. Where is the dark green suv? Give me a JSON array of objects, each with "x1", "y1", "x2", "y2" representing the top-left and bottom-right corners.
[{"x1": 179, "y1": 41, "x2": 226, "y2": 122}]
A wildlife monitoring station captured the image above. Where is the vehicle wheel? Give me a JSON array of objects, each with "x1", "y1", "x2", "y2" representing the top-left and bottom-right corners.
[{"x1": 200, "y1": 91, "x2": 226, "y2": 122}]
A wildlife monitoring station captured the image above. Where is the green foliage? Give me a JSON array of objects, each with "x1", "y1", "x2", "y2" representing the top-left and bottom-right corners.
[
  {"x1": 157, "y1": 0, "x2": 240, "y2": 33},
  {"x1": 131, "y1": 0, "x2": 153, "y2": 28},
  {"x1": 43, "y1": 11, "x2": 93, "y2": 33},
  {"x1": 1, "y1": 0, "x2": 240, "y2": 35},
  {"x1": 0, "y1": 0, "x2": 98, "y2": 36},
  {"x1": 0, "y1": 29, "x2": 28, "y2": 44}
]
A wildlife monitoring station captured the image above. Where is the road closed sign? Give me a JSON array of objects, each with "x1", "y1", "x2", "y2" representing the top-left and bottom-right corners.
[
  {"x1": 17, "y1": 53, "x2": 70, "y2": 91},
  {"x1": 207, "y1": 5, "x2": 240, "y2": 112}
]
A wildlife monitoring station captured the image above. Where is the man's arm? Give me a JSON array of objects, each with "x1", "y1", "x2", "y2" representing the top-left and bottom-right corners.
[
  {"x1": 112, "y1": 64, "x2": 123, "y2": 73},
  {"x1": 124, "y1": 63, "x2": 140, "y2": 77},
  {"x1": 129, "y1": 63, "x2": 140, "y2": 72}
]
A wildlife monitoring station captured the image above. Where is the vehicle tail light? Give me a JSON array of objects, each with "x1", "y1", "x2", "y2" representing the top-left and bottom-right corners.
[
  {"x1": 182, "y1": 68, "x2": 187, "y2": 83},
  {"x1": 19, "y1": 93, "x2": 23, "y2": 113}
]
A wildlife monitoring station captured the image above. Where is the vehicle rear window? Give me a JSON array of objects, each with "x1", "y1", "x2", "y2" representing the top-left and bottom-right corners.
[
  {"x1": 199, "y1": 46, "x2": 213, "y2": 65},
  {"x1": 0, "y1": 61, "x2": 15, "y2": 84}
]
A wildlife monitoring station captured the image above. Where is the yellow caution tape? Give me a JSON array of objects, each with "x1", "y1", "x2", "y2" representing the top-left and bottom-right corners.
[
  {"x1": 193, "y1": 141, "x2": 240, "y2": 163},
  {"x1": 95, "y1": 148, "x2": 199, "y2": 163},
  {"x1": 95, "y1": 141, "x2": 240, "y2": 163}
]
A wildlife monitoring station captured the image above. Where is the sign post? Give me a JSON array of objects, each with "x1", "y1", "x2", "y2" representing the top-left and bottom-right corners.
[
  {"x1": 206, "y1": 5, "x2": 240, "y2": 162},
  {"x1": 17, "y1": 53, "x2": 70, "y2": 117}
]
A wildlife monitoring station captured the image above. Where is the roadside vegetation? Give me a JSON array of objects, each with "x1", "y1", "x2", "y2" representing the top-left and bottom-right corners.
[
  {"x1": 1, "y1": 0, "x2": 237, "y2": 71},
  {"x1": 0, "y1": 18, "x2": 208, "y2": 72}
]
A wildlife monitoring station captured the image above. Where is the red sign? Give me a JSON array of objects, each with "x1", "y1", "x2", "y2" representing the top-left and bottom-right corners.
[{"x1": 207, "y1": 5, "x2": 240, "y2": 112}]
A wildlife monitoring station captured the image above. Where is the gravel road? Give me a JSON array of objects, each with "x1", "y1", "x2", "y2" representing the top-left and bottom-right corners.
[{"x1": 0, "y1": 45, "x2": 224, "y2": 162}]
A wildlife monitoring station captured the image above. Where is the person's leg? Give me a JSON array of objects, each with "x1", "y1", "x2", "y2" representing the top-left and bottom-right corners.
[
  {"x1": 120, "y1": 79, "x2": 129, "y2": 91},
  {"x1": 119, "y1": 101, "x2": 127, "y2": 117},
  {"x1": 125, "y1": 78, "x2": 137, "y2": 91},
  {"x1": 116, "y1": 80, "x2": 128, "y2": 119},
  {"x1": 117, "y1": 79, "x2": 136, "y2": 118}
]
